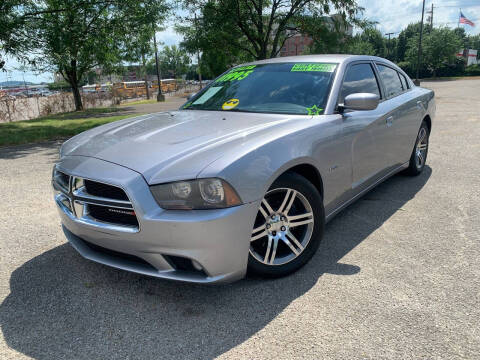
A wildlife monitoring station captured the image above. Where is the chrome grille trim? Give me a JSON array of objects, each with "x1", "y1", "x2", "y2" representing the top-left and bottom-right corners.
[
  {"x1": 52, "y1": 169, "x2": 139, "y2": 233},
  {"x1": 73, "y1": 187, "x2": 133, "y2": 210}
]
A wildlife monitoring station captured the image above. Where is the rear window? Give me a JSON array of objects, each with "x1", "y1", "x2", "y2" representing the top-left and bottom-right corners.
[
  {"x1": 399, "y1": 73, "x2": 409, "y2": 91},
  {"x1": 377, "y1": 64, "x2": 404, "y2": 98}
]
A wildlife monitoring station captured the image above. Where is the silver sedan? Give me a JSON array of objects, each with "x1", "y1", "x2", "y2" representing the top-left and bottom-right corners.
[{"x1": 53, "y1": 55, "x2": 435, "y2": 284}]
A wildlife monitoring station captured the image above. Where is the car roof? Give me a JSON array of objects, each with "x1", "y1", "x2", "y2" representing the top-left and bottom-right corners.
[{"x1": 243, "y1": 54, "x2": 397, "y2": 67}]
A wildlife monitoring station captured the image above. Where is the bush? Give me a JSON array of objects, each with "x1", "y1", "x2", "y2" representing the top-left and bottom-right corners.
[
  {"x1": 435, "y1": 58, "x2": 465, "y2": 77},
  {"x1": 397, "y1": 61, "x2": 415, "y2": 78},
  {"x1": 465, "y1": 64, "x2": 480, "y2": 76},
  {"x1": 48, "y1": 81, "x2": 71, "y2": 91},
  {"x1": 396, "y1": 61, "x2": 429, "y2": 79}
]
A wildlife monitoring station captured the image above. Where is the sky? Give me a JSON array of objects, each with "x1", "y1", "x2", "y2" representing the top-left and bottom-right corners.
[{"x1": 1, "y1": 0, "x2": 479, "y2": 84}]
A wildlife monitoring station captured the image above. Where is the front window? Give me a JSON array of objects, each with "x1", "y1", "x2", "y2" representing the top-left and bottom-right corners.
[
  {"x1": 182, "y1": 62, "x2": 337, "y2": 115},
  {"x1": 339, "y1": 63, "x2": 381, "y2": 104}
]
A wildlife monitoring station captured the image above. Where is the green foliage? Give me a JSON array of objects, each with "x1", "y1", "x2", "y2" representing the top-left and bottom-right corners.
[
  {"x1": 2, "y1": 1, "x2": 169, "y2": 110},
  {"x1": 396, "y1": 22, "x2": 425, "y2": 62},
  {"x1": 178, "y1": 0, "x2": 362, "y2": 62},
  {"x1": 47, "y1": 81, "x2": 71, "y2": 91},
  {"x1": 0, "y1": 108, "x2": 137, "y2": 146},
  {"x1": 397, "y1": 61, "x2": 415, "y2": 78},
  {"x1": 160, "y1": 45, "x2": 191, "y2": 78},
  {"x1": 406, "y1": 27, "x2": 462, "y2": 77},
  {"x1": 0, "y1": 0, "x2": 39, "y2": 67},
  {"x1": 346, "y1": 39, "x2": 376, "y2": 56},
  {"x1": 358, "y1": 28, "x2": 386, "y2": 57},
  {"x1": 465, "y1": 64, "x2": 480, "y2": 76}
]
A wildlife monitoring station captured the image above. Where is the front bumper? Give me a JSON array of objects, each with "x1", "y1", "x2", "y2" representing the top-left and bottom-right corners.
[{"x1": 54, "y1": 156, "x2": 259, "y2": 284}]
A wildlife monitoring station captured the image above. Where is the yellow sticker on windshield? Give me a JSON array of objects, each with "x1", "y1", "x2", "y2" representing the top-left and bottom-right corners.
[{"x1": 222, "y1": 99, "x2": 240, "y2": 110}]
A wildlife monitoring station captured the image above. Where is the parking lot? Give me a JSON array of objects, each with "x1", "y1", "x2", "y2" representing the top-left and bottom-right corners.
[{"x1": 0, "y1": 79, "x2": 479, "y2": 359}]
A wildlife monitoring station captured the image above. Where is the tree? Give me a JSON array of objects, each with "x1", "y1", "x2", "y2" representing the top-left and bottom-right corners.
[
  {"x1": 160, "y1": 45, "x2": 191, "y2": 79},
  {"x1": 396, "y1": 22, "x2": 425, "y2": 62},
  {"x1": 179, "y1": 0, "x2": 362, "y2": 61},
  {"x1": 345, "y1": 38, "x2": 376, "y2": 55},
  {"x1": 405, "y1": 27, "x2": 462, "y2": 77},
  {"x1": 2, "y1": 1, "x2": 168, "y2": 110},
  {"x1": 176, "y1": 1, "x2": 253, "y2": 78},
  {"x1": 123, "y1": 24, "x2": 160, "y2": 100},
  {"x1": 358, "y1": 28, "x2": 385, "y2": 57}
]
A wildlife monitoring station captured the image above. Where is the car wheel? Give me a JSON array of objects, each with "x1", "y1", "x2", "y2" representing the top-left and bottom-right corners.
[
  {"x1": 405, "y1": 121, "x2": 429, "y2": 176},
  {"x1": 248, "y1": 172, "x2": 324, "y2": 278}
]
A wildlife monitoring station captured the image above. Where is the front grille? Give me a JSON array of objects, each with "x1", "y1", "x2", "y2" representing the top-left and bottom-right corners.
[
  {"x1": 54, "y1": 170, "x2": 70, "y2": 191},
  {"x1": 84, "y1": 179, "x2": 129, "y2": 201},
  {"x1": 53, "y1": 169, "x2": 139, "y2": 231},
  {"x1": 88, "y1": 204, "x2": 139, "y2": 227}
]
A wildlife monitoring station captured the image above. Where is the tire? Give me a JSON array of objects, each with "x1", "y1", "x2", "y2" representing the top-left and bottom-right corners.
[
  {"x1": 248, "y1": 172, "x2": 325, "y2": 278},
  {"x1": 405, "y1": 120, "x2": 430, "y2": 176}
]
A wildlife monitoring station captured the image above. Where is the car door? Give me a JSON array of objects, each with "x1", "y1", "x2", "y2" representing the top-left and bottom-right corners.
[
  {"x1": 374, "y1": 63, "x2": 416, "y2": 168},
  {"x1": 337, "y1": 62, "x2": 392, "y2": 191}
]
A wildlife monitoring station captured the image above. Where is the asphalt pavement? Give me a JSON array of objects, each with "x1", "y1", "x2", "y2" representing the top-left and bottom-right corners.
[{"x1": 0, "y1": 79, "x2": 479, "y2": 359}]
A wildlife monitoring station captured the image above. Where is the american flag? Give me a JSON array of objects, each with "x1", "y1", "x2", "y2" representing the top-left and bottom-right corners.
[{"x1": 459, "y1": 12, "x2": 475, "y2": 27}]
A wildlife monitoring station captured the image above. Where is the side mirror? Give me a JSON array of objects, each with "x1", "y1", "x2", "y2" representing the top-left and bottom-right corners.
[
  {"x1": 341, "y1": 93, "x2": 379, "y2": 112},
  {"x1": 187, "y1": 92, "x2": 196, "y2": 101}
]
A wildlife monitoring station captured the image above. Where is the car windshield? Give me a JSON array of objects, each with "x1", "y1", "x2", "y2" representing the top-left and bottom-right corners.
[{"x1": 182, "y1": 62, "x2": 337, "y2": 115}]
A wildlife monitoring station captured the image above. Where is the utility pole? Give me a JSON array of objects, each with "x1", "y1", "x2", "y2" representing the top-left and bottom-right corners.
[
  {"x1": 194, "y1": 12, "x2": 203, "y2": 90},
  {"x1": 153, "y1": 24, "x2": 165, "y2": 102},
  {"x1": 385, "y1": 32, "x2": 394, "y2": 59},
  {"x1": 427, "y1": 3, "x2": 434, "y2": 29},
  {"x1": 142, "y1": 53, "x2": 150, "y2": 100},
  {"x1": 415, "y1": 0, "x2": 426, "y2": 86}
]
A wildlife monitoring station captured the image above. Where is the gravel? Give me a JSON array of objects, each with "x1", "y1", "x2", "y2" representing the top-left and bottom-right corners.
[{"x1": 0, "y1": 79, "x2": 479, "y2": 359}]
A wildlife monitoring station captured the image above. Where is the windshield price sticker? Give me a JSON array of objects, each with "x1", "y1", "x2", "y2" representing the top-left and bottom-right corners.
[
  {"x1": 291, "y1": 63, "x2": 337, "y2": 73},
  {"x1": 215, "y1": 65, "x2": 257, "y2": 83}
]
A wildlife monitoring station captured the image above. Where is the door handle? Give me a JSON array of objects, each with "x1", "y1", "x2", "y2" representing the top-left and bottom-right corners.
[
  {"x1": 386, "y1": 116, "x2": 393, "y2": 127},
  {"x1": 417, "y1": 100, "x2": 424, "y2": 109}
]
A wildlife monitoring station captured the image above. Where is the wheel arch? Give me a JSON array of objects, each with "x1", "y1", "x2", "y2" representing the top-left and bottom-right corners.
[
  {"x1": 271, "y1": 163, "x2": 324, "y2": 200},
  {"x1": 423, "y1": 114, "x2": 432, "y2": 132}
]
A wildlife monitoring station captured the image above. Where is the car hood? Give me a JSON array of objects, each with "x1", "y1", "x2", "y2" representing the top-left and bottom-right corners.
[{"x1": 61, "y1": 110, "x2": 300, "y2": 184}]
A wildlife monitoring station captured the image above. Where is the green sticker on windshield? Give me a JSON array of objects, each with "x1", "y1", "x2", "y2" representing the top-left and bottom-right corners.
[
  {"x1": 182, "y1": 101, "x2": 192, "y2": 109},
  {"x1": 291, "y1": 63, "x2": 336, "y2": 72},
  {"x1": 306, "y1": 105, "x2": 323, "y2": 115},
  {"x1": 215, "y1": 65, "x2": 257, "y2": 83}
]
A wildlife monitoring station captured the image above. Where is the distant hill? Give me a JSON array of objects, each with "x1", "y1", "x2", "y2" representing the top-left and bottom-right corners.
[{"x1": 0, "y1": 80, "x2": 36, "y2": 87}]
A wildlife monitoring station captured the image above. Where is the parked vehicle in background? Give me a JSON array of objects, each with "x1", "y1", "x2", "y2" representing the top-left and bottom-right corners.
[{"x1": 53, "y1": 55, "x2": 435, "y2": 284}]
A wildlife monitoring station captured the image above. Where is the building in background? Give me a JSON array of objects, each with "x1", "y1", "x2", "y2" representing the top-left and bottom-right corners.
[
  {"x1": 279, "y1": 14, "x2": 353, "y2": 57},
  {"x1": 456, "y1": 49, "x2": 478, "y2": 66}
]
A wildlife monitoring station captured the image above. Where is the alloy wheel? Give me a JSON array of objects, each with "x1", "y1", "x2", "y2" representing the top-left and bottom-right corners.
[
  {"x1": 415, "y1": 127, "x2": 428, "y2": 169},
  {"x1": 250, "y1": 187, "x2": 314, "y2": 266}
]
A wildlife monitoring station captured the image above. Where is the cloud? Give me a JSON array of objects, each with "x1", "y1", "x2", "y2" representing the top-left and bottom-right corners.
[
  {"x1": 156, "y1": 27, "x2": 184, "y2": 48},
  {"x1": 358, "y1": 0, "x2": 480, "y2": 36}
]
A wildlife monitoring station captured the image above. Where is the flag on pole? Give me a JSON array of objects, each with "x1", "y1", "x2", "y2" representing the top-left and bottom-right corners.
[{"x1": 459, "y1": 11, "x2": 475, "y2": 27}]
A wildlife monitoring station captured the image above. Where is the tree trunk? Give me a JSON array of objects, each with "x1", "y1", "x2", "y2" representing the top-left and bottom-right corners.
[
  {"x1": 64, "y1": 60, "x2": 84, "y2": 111},
  {"x1": 71, "y1": 81, "x2": 83, "y2": 111}
]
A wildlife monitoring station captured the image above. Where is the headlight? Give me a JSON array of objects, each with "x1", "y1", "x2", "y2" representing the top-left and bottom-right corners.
[{"x1": 150, "y1": 178, "x2": 242, "y2": 210}]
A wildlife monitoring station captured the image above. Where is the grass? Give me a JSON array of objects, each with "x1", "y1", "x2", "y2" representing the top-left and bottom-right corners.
[
  {"x1": 119, "y1": 99, "x2": 158, "y2": 106},
  {"x1": 0, "y1": 108, "x2": 139, "y2": 147}
]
